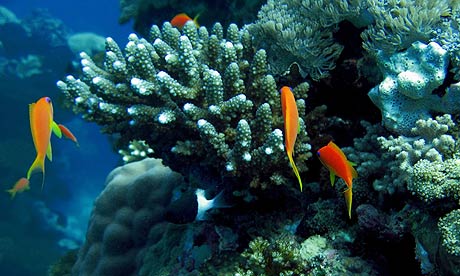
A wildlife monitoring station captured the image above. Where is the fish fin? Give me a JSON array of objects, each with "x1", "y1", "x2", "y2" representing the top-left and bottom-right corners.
[
  {"x1": 5, "y1": 188, "x2": 16, "y2": 199},
  {"x1": 348, "y1": 160, "x2": 357, "y2": 167},
  {"x1": 329, "y1": 171, "x2": 336, "y2": 187},
  {"x1": 193, "y1": 13, "x2": 201, "y2": 27},
  {"x1": 350, "y1": 164, "x2": 358, "y2": 178},
  {"x1": 297, "y1": 122, "x2": 301, "y2": 134},
  {"x1": 343, "y1": 187, "x2": 353, "y2": 219},
  {"x1": 29, "y1": 103, "x2": 35, "y2": 118},
  {"x1": 46, "y1": 143, "x2": 53, "y2": 162},
  {"x1": 58, "y1": 124, "x2": 79, "y2": 147},
  {"x1": 52, "y1": 121, "x2": 62, "y2": 138},
  {"x1": 327, "y1": 141, "x2": 348, "y2": 160},
  {"x1": 51, "y1": 121, "x2": 62, "y2": 139},
  {"x1": 27, "y1": 156, "x2": 45, "y2": 190},
  {"x1": 288, "y1": 153, "x2": 303, "y2": 191}
]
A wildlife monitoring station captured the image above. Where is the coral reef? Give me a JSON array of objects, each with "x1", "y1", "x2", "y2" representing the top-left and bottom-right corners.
[
  {"x1": 233, "y1": 233, "x2": 377, "y2": 275},
  {"x1": 0, "y1": 6, "x2": 72, "y2": 85},
  {"x1": 345, "y1": 115, "x2": 460, "y2": 274},
  {"x1": 72, "y1": 158, "x2": 188, "y2": 275},
  {"x1": 246, "y1": 0, "x2": 365, "y2": 80},
  {"x1": 368, "y1": 41, "x2": 460, "y2": 134},
  {"x1": 378, "y1": 114, "x2": 460, "y2": 203},
  {"x1": 361, "y1": 0, "x2": 456, "y2": 55},
  {"x1": 57, "y1": 21, "x2": 312, "y2": 191},
  {"x1": 70, "y1": 158, "x2": 241, "y2": 275}
]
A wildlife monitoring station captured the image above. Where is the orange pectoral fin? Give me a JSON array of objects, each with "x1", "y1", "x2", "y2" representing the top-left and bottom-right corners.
[
  {"x1": 58, "y1": 124, "x2": 79, "y2": 147},
  {"x1": 344, "y1": 187, "x2": 352, "y2": 219}
]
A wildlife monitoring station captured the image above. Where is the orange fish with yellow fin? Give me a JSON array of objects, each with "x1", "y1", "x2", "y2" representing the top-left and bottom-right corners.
[
  {"x1": 170, "y1": 13, "x2": 200, "y2": 29},
  {"x1": 317, "y1": 141, "x2": 358, "y2": 219},
  {"x1": 280, "y1": 86, "x2": 303, "y2": 191},
  {"x1": 26, "y1": 96, "x2": 78, "y2": 189},
  {"x1": 5, "y1": 177, "x2": 30, "y2": 198}
]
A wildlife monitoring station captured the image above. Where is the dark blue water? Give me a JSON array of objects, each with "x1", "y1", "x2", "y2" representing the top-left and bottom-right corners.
[{"x1": 0, "y1": 1, "x2": 131, "y2": 275}]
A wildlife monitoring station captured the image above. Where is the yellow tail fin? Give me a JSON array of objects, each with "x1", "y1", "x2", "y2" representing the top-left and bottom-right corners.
[
  {"x1": 344, "y1": 187, "x2": 353, "y2": 219},
  {"x1": 288, "y1": 154, "x2": 303, "y2": 191},
  {"x1": 27, "y1": 156, "x2": 45, "y2": 189}
]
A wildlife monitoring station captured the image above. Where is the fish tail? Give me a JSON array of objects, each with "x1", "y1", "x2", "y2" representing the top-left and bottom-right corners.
[
  {"x1": 344, "y1": 187, "x2": 353, "y2": 219},
  {"x1": 288, "y1": 154, "x2": 303, "y2": 192},
  {"x1": 5, "y1": 188, "x2": 16, "y2": 199},
  {"x1": 27, "y1": 156, "x2": 45, "y2": 189}
]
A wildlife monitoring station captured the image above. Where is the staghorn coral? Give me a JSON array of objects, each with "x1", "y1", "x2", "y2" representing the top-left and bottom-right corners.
[
  {"x1": 118, "y1": 139, "x2": 154, "y2": 163},
  {"x1": 57, "y1": 21, "x2": 312, "y2": 190}
]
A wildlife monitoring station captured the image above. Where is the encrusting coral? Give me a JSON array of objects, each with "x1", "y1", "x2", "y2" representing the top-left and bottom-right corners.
[
  {"x1": 233, "y1": 233, "x2": 376, "y2": 275},
  {"x1": 57, "y1": 21, "x2": 312, "y2": 191}
]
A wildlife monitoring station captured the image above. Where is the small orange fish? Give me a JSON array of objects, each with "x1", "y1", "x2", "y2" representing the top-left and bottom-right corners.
[
  {"x1": 171, "y1": 13, "x2": 200, "y2": 29},
  {"x1": 26, "y1": 97, "x2": 77, "y2": 189},
  {"x1": 58, "y1": 124, "x2": 79, "y2": 147},
  {"x1": 317, "y1": 141, "x2": 358, "y2": 219},
  {"x1": 6, "y1": 177, "x2": 30, "y2": 198},
  {"x1": 280, "y1": 86, "x2": 303, "y2": 191}
]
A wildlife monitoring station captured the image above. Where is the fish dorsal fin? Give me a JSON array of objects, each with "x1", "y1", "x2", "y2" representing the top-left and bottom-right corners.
[
  {"x1": 52, "y1": 121, "x2": 62, "y2": 138},
  {"x1": 328, "y1": 141, "x2": 347, "y2": 160},
  {"x1": 46, "y1": 142, "x2": 53, "y2": 161},
  {"x1": 29, "y1": 103, "x2": 35, "y2": 117}
]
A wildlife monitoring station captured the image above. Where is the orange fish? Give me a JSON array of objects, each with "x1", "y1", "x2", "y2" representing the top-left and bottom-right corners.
[
  {"x1": 317, "y1": 141, "x2": 358, "y2": 219},
  {"x1": 58, "y1": 124, "x2": 79, "y2": 147},
  {"x1": 26, "y1": 97, "x2": 78, "y2": 189},
  {"x1": 280, "y1": 86, "x2": 303, "y2": 191},
  {"x1": 6, "y1": 177, "x2": 30, "y2": 198},
  {"x1": 170, "y1": 13, "x2": 200, "y2": 29}
]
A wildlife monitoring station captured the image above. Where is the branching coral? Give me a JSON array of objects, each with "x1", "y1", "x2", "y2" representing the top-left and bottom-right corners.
[
  {"x1": 378, "y1": 114, "x2": 460, "y2": 202},
  {"x1": 57, "y1": 21, "x2": 312, "y2": 190}
]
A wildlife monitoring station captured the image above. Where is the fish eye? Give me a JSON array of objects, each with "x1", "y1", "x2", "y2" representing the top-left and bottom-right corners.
[
  {"x1": 316, "y1": 152, "x2": 320, "y2": 157},
  {"x1": 45, "y1": 97, "x2": 51, "y2": 103}
]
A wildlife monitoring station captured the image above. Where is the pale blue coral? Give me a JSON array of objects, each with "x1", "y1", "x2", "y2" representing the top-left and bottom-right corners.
[
  {"x1": 368, "y1": 41, "x2": 460, "y2": 134},
  {"x1": 57, "y1": 20, "x2": 312, "y2": 189}
]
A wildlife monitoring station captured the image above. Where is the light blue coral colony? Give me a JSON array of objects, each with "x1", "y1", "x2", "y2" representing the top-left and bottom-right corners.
[{"x1": 57, "y1": 21, "x2": 312, "y2": 190}]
